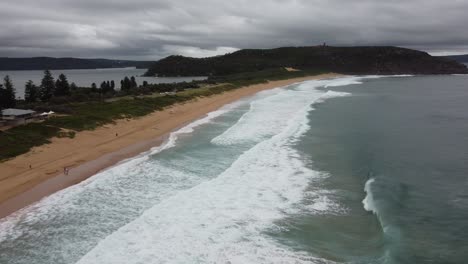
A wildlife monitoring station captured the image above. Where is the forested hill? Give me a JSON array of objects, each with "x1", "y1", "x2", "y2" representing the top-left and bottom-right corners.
[
  {"x1": 144, "y1": 46, "x2": 468, "y2": 77},
  {"x1": 0, "y1": 57, "x2": 153, "y2": 71}
]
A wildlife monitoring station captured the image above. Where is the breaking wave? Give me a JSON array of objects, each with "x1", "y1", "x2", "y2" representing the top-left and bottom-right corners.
[{"x1": 77, "y1": 78, "x2": 354, "y2": 264}]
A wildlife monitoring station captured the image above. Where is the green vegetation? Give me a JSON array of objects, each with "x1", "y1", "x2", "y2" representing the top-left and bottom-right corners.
[
  {"x1": 45, "y1": 96, "x2": 183, "y2": 131},
  {"x1": 209, "y1": 67, "x2": 325, "y2": 86},
  {"x1": 55, "y1": 74, "x2": 71, "y2": 96},
  {"x1": 39, "y1": 70, "x2": 55, "y2": 102},
  {"x1": 0, "y1": 76, "x2": 16, "y2": 108},
  {"x1": 25, "y1": 80, "x2": 39, "y2": 103},
  {"x1": 0, "y1": 123, "x2": 60, "y2": 160},
  {"x1": 0, "y1": 67, "x2": 323, "y2": 161}
]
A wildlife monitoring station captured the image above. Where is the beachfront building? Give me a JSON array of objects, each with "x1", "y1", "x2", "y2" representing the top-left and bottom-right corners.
[{"x1": 1, "y1": 108, "x2": 39, "y2": 127}]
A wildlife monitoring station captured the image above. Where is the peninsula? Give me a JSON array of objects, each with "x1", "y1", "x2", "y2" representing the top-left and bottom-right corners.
[{"x1": 144, "y1": 46, "x2": 468, "y2": 77}]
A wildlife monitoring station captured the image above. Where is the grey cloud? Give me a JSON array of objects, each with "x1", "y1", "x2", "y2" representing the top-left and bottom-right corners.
[{"x1": 0, "y1": 0, "x2": 467, "y2": 60}]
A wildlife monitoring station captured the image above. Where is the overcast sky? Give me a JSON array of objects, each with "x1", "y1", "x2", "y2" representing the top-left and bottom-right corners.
[{"x1": 1, "y1": 0, "x2": 467, "y2": 60}]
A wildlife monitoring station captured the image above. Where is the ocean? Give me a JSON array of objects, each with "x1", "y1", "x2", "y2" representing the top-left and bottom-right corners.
[
  {"x1": 1, "y1": 75, "x2": 467, "y2": 263},
  {"x1": 0, "y1": 68, "x2": 206, "y2": 99}
]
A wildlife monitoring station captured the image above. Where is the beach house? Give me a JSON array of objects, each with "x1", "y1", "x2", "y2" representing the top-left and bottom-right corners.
[{"x1": 1, "y1": 108, "x2": 39, "y2": 127}]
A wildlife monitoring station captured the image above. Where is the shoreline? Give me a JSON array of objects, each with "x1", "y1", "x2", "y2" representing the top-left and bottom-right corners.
[{"x1": 0, "y1": 73, "x2": 339, "y2": 219}]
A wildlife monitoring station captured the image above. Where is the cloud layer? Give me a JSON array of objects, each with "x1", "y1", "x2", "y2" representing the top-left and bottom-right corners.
[{"x1": 1, "y1": 0, "x2": 467, "y2": 60}]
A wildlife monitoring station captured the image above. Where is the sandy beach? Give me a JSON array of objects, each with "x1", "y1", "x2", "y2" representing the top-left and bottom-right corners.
[{"x1": 0, "y1": 73, "x2": 338, "y2": 218}]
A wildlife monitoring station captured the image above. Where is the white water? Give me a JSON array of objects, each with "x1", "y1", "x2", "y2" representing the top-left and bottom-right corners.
[
  {"x1": 77, "y1": 78, "x2": 355, "y2": 264},
  {"x1": 0, "y1": 76, "x2": 363, "y2": 264},
  {"x1": 0, "y1": 101, "x2": 244, "y2": 264},
  {"x1": 363, "y1": 178, "x2": 377, "y2": 213}
]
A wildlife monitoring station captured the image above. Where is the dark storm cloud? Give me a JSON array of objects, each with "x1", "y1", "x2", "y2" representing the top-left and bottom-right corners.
[{"x1": 1, "y1": 0, "x2": 467, "y2": 60}]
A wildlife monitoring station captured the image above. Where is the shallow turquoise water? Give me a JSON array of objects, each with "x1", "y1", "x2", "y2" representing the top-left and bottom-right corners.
[{"x1": 0, "y1": 75, "x2": 467, "y2": 263}]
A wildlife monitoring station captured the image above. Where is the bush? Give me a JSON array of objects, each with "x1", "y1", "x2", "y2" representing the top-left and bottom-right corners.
[{"x1": 0, "y1": 123, "x2": 60, "y2": 161}]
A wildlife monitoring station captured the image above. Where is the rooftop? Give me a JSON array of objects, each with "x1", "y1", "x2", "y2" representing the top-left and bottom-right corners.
[{"x1": 1, "y1": 108, "x2": 36, "y2": 116}]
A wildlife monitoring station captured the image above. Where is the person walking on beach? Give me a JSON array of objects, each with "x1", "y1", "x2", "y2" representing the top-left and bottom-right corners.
[{"x1": 64, "y1": 167, "x2": 69, "y2": 175}]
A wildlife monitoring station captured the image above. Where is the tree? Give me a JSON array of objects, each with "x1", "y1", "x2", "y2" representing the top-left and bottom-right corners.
[
  {"x1": 121, "y1": 76, "x2": 132, "y2": 92},
  {"x1": 100, "y1": 80, "x2": 114, "y2": 94},
  {"x1": 91, "y1": 83, "x2": 97, "y2": 92},
  {"x1": 40, "y1": 70, "x2": 55, "y2": 102},
  {"x1": 1, "y1": 75, "x2": 16, "y2": 108},
  {"x1": 100, "y1": 81, "x2": 109, "y2": 93},
  {"x1": 142, "y1": 81, "x2": 149, "y2": 87},
  {"x1": 25, "y1": 80, "x2": 39, "y2": 103},
  {"x1": 130, "y1": 76, "x2": 137, "y2": 89},
  {"x1": 70, "y1": 82, "x2": 78, "y2": 91},
  {"x1": 110, "y1": 80, "x2": 115, "y2": 90},
  {"x1": 55, "y1": 73, "x2": 70, "y2": 96},
  {"x1": 0, "y1": 84, "x2": 6, "y2": 109}
]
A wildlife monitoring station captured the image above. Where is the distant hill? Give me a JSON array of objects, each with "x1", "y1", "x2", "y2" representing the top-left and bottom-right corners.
[
  {"x1": 144, "y1": 46, "x2": 468, "y2": 77},
  {"x1": 0, "y1": 57, "x2": 154, "y2": 71},
  {"x1": 441, "y1": 54, "x2": 468, "y2": 63}
]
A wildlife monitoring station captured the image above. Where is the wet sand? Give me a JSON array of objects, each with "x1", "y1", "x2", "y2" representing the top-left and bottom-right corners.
[{"x1": 0, "y1": 73, "x2": 339, "y2": 218}]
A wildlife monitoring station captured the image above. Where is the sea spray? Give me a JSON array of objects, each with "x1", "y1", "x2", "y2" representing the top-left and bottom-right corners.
[
  {"x1": 363, "y1": 178, "x2": 378, "y2": 214},
  {"x1": 363, "y1": 177, "x2": 404, "y2": 264}
]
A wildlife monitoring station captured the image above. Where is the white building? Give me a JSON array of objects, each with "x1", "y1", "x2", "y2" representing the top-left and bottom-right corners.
[{"x1": 1, "y1": 108, "x2": 38, "y2": 126}]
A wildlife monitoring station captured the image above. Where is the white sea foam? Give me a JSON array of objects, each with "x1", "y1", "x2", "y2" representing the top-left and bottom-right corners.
[
  {"x1": 451, "y1": 73, "x2": 468, "y2": 76},
  {"x1": 322, "y1": 75, "x2": 412, "y2": 89},
  {"x1": 1, "y1": 77, "x2": 359, "y2": 264},
  {"x1": 211, "y1": 78, "x2": 352, "y2": 146},
  {"x1": 0, "y1": 101, "x2": 242, "y2": 245},
  {"x1": 362, "y1": 178, "x2": 377, "y2": 214},
  {"x1": 362, "y1": 178, "x2": 401, "y2": 240},
  {"x1": 77, "y1": 79, "x2": 351, "y2": 264},
  {"x1": 323, "y1": 76, "x2": 364, "y2": 87},
  {"x1": 211, "y1": 90, "x2": 315, "y2": 145},
  {"x1": 307, "y1": 195, "x2": 338, "y2": 212},
  {"x1": 147, "y1": 100, "x2": 245, "y2": 154},
  {"x1": 314, "y1": 90, "x2": 351, "y2": 104}
]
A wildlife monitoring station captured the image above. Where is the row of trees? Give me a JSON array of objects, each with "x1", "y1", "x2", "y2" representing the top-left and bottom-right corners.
[
  {"x1": 89, "y1": 76, "x2": 140, "y2": 94},
  {"x1": 24, "y1": 70, "x2": 76, "y2": 103},
  {"x1": 92, "y1": 76, "x2": 144, "y2": 93},
  {"x1": 1, "y1": 71, "x2": 171, "y2": 109},
  {"x1": 120, "y1": 76, "x2": 138, "y2": 91},
  {"x1": 98, "y1": 80, "x2": 116, "y2": 94},
  {"x1": 2, "y1": 71, "x2": 134, "y2": 107}
]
